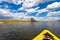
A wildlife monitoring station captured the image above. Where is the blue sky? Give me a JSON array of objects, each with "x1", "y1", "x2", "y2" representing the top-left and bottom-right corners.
[{"x1": 0, "y1": 0, "x2": 60, "y2": 20}]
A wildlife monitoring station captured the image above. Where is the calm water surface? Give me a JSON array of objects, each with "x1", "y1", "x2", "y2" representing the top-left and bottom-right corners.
[{"x1": 0, "y1": 22, "x2": 60, "y2": 40}]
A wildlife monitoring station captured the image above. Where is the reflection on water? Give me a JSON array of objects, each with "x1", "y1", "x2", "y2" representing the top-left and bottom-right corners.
[{"x1": 0, "y1": 22, "x2": 60, "y2": 40}]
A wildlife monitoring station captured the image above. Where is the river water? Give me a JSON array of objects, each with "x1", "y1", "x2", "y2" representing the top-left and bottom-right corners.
[{"x1": 0, "y1": 22, "x2": 60, "y2": 40}]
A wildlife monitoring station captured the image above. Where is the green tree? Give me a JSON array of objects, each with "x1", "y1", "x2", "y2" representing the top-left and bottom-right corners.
[
  {"x1": 58, "y1": 20, "x2": 60, "y2": 22},
  {"x1": 31, "y1": 18, "x2": 37, "y2": 22}
]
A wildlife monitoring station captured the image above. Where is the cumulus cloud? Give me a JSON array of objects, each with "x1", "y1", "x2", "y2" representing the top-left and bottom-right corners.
[
  {"x1": 36, "y1": 16, "x2": 60, "y2": 21},
  {"x1": 36, "y1": 2, "x2": 60, "y2": 16},
  {"x1": 0, "y1": 0, "x2": 24, "y2": 5},
  {"x1": 46, "y1": 2, "x2": 60, "y2": 10},
  {"x1": 12, "y1": 0, "x2": 24, "y2": 5},
  {"x1": 20, "y1": 1, "x2": 60, "y2": 16},
  {"x1": 46, "y1": 2, "x2": 60, "y2": 17},
  {"x1": 47, "y1": 11, "x2": 60, "y2": 16},
  {"x1": 35, "y1": 2, "x2": 60, "y2": 21},
  {"x1": 18, "y1": 0, "x2": 55, "y2": 10},
  {"x1": 24, "y1": 7, "x2": 39, "y2": 16},
  {"x1": 36, "y1": 8, "x2": 48, "y2": 16},
  {"x1": 42, "y1": 17, "x2": 60, "y2": 21},
  {"x1": 0, "y1": 0, "x2": 60, "y2": 21},
  {"x1": 37, "y1": 10, "x2": 60, "y2": 21},
  {"x1": 0, "y1": 0, "x2": 54, "y2": 5},
  {"x1": 0, "y1": 8, "x2": 38, "y2": 20},
  {"x1": 0, "y1": 8, "x2": 25, "y2": 19},
  {"x1": 0, "y1": 0, "x2": 56, "y2": 17}
]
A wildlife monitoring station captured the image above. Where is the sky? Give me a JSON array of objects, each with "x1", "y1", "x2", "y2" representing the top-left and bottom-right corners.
[{"x1": 0, "y1": 0, "x2": 60, "y2": 21}]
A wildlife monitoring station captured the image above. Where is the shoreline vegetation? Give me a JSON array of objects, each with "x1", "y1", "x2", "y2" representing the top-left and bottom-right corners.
[
  {"x1": 0, "y1": 18, "x2": 39, "y2": 24},
  {"x1": 56, "y1": 20, "x2": 60, "y2": 22},
  {"x1": 0, "y1": 18, "x2": 60, "y2": 24}
]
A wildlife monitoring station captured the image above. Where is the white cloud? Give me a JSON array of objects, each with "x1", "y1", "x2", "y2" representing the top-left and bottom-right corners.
[
  {"x1": 44, "y1": 17, "x2": 60, "y2": 21},
  {"x1": 0, "y1": 8, "x2": 38, "y2": 20},
  {"x1": 36, "y1": 8, "x2": 48, "y2": 16},
  {"x1": 24, "y1": 7, "x2": 39, "y2": 16},
  {"x1": 47, "y1": 11, "x2": 60, "y2": 16},
  {"x1": 0, "y1": 0, "x2": 55, "y2": 12},
  {"x1": 18, "y1": 0, "x2": 54, "y2": 10},
  {"x1": 0, "y1": 9, "x2": 14, "y2": 18},
  {"x1": 20, "y1": 1, "x2": 60, "y2": 16},
  {"x1": 46, "y1": 2, "x2": 60, "y2": 9},
  {"x1": 12, "y1": 0, "x2": 24, "y2": 5},
  {"x1": 0, "y1": 0, "x2": 56, "y2": 16},
  {"x1": 0, "y1": 8, "x2": 25, "y2": 19},
  {"x1": 0, "y1": 8, "x2": 60, "y2": 20},
  {"x1": 21, "y1": 0, "x2": 40, "y2": 9},
  {"x1": 0, "y1": 0, "x2": 54, "y2": 5},
  {"x1": 37, "y1": 17, "x2": 60, "y2": 21},
  {"x1": 34, "y1": 2, "x2": 60, "y2": 21},
  {"x1": 0, "y1": 0, "x2": 24, "y2": 5},
  {"x1": 0, "y1": 0, "x2": 60, "y2": 21},
  {"x1": 36, "y1": 2, "x2": 60, "y2": 16}
]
